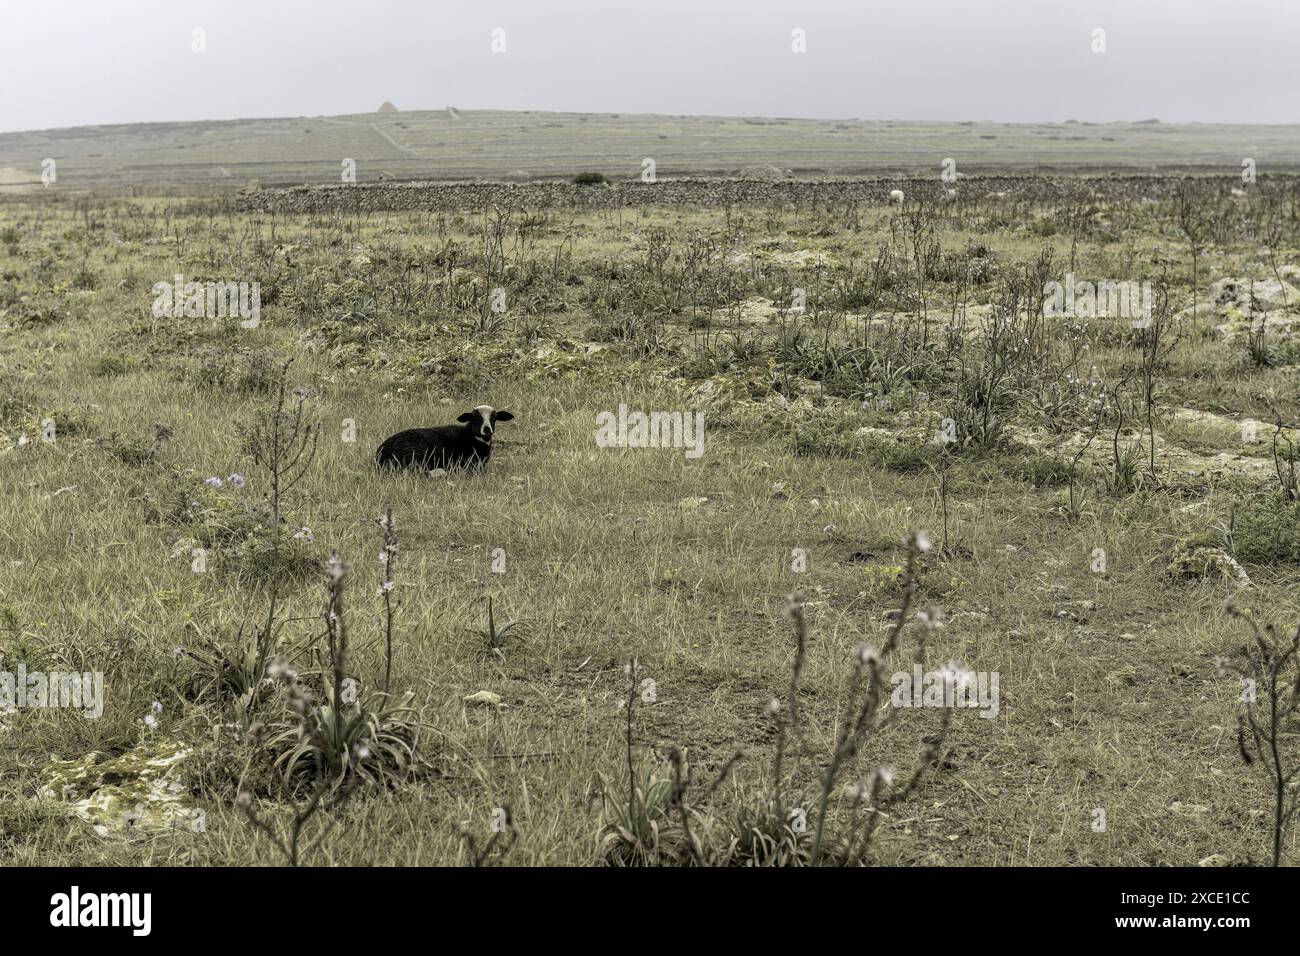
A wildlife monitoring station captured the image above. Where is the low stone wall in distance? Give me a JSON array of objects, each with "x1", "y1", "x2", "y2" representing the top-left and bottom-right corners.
[{"x1": 237, "y1": 174, "x2": 1278, "y2": 214}]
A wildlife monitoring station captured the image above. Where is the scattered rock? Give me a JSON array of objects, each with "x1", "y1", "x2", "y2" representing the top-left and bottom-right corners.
[
  {"x1": 169, "y1": 537, "x2": 199, "y2": 560},
  {"x1": 1105, "y1": 665, "x2": 1138, "y2": 687},
  {"x1": 1208, "y1": 277, "x2": 1298, "y2": 313},
  {"x1": 463, "y1": 691, "x2": 505, "y2": 709}
]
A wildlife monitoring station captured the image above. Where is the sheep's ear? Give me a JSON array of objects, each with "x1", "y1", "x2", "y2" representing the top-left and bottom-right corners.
[
  {"x1": 494, "y1": 411, "x2": 514, "y2": 422},
  {"x1": 456, "y1": 412, "x2": 475, "y2": 423}
]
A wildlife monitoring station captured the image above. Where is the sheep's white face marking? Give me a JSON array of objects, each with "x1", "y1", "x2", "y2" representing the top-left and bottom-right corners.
[{"x1": 473, "y1": 405, "x2": 495, "y2": 442}]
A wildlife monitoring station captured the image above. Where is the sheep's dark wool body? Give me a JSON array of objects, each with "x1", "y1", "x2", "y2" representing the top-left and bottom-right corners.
[
  {"x1": 376, "y1": 425, "x2": 492, "y2": 471},
  {"x1": 376, "y1": 405, "x2": 513, "y2": 472}
]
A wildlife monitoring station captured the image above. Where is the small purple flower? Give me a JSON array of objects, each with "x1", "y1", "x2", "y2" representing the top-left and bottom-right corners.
[
  {"x1": 204, "y1": 476, "x2": 223, "y2": 489},
  {"x1": 228, "y1": 473, "x2": 245, "y2": 488}
]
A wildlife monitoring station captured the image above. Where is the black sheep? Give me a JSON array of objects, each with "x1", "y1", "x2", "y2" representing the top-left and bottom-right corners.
[{"x1": 376, "y1": 405, "x2": 514, "y2": 472}]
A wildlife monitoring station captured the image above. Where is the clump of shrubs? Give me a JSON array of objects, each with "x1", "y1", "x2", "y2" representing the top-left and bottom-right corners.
[{"x1": 599, "y1": 532, "x2": 955, "y2": 866}]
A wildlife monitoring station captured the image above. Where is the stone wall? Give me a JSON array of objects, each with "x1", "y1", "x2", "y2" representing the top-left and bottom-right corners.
[{"x1": 237, "y1": 175, "x2": 1291, "y2": 214}]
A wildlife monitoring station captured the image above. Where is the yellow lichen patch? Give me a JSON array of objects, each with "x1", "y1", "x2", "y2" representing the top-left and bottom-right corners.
[
  {"x1": 38, "y1": 740, "x2": 202, "y2": 836},
  {"x1": 1164, "y1": 544, "x2": 1251, "y2": 586},
  {"x1": 518, "y1": 339, "x2": 622, "y2": 381}
]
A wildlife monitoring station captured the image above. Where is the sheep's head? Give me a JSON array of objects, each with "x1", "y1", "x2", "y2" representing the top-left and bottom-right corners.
[{"x1": 458, "y1": 405, "x2": 514, "y2": 442}]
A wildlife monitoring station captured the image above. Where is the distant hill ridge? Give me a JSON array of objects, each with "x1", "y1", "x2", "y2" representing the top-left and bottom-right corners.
[{"x1": 3, "y1": 109, "x2": 1298, "y2": 194}]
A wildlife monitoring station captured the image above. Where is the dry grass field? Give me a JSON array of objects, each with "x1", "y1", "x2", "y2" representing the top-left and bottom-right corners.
[{"x1": 2, "y1": 173, "x2": 1300, "y2": 866}]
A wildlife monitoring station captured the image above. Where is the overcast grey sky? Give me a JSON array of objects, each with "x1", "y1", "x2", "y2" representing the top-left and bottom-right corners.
[{"x1": 2, "y1": 0, "x2": 1297, "y2": 134}]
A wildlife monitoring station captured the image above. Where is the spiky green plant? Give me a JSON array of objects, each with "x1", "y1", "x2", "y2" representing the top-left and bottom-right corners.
[
  {"x1": 266, "y1": 692, "x2": 422, "y2": 791},
  {"x1": 716, "y1": 795, "x2": 811, "y2": 867},
  {"x1": 472, "y1": 596, "x2": 520, "y2": 651},
  {"x1": 597, "y1": 767, "x2": 683, "y2": 866}
]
